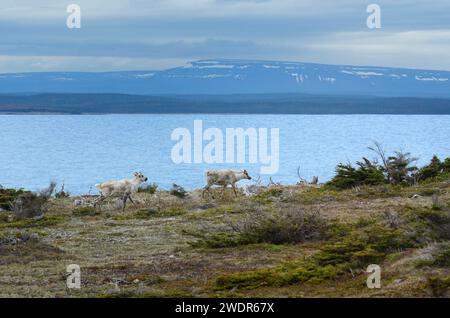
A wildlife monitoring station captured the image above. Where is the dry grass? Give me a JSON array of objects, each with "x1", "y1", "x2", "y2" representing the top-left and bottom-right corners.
[{"x1": 0, "y1": 180, "x2": 449, "y2": 298}]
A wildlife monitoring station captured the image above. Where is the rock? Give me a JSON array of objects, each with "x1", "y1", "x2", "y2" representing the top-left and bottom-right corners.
[
  {"x1": 411, "y1": 194, "x2": 422, "y2": 199},
  {"x1": 32, "y1": 215, "x2": 44, "y2": 221},
  {"x1": 133, "y1": 279, "x2": 140, "y2": 284}
]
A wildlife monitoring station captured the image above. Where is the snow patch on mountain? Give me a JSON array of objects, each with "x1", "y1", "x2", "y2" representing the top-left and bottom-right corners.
[
  {"x1": 318, "y1": 76, "x2": 336, "y2": 83},
  {"x1": 1, "y1": 59, "x2": 450, "y2": 97},
  {"x1": 341, "y1": 70, "x2": 383, "y2": 77},
  {"x1": 415, "y1": 75, "x2": 448, "y2": 82},
  {"x1": 264, "y1": 65, "x2": 281, "y2": 69},
  {"x1": 134, "y1": 73, "x2": 155, "y2": 78},
  {"x1": 52, "y1": 77, "x2": 74, "y2": 81}
]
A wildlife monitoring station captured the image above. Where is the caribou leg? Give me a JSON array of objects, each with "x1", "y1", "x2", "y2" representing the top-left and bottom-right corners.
[
  {"x1": 127, "y1": 194, "x2": 137, "y2": 207},
  {"x1": 232, "y1": 184, "x2": 238, "y2": 197},
  {"x1": 94, "y1": 195, "x2": 106, "y2": 210},
  {"x1": 122, "y1": 195, "x2": 128, "y2": 211}
]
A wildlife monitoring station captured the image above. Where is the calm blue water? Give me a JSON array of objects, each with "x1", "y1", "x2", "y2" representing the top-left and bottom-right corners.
[{"x1": 0, "y1": 115, "x2": 449, "y2": 194}]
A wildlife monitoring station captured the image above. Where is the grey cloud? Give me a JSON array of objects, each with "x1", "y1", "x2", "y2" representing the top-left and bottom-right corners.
[
  {"x1": 0, "y1": 37, "x2": 292, "y2": 59},
  {"x1": 0, "y1": 0, "x2": 450, "y2": 72}
]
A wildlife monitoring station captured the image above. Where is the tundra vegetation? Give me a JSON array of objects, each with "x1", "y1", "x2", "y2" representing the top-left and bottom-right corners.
[{"x1": 0, "y1": 148, "x2": 449, "y2": 298}]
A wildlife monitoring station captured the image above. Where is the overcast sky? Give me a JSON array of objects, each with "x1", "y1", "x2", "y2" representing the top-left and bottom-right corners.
[{"x1": 1, "y1": 0, "x2": 450, "y2": 72}]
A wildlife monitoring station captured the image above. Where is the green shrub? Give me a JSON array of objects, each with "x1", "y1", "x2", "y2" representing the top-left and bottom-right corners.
[
  {"x1": 0, "y1": 213, "x2": 9, "y2": 223},
  {"x1": 425, "y1": 275, "x2": 450, "y2": 297},
  {"x1": 10, "y1": 182, "x2": 56, "y2": 219},
  {"x1": 0, "y1": 188, "x2": 30, "y2": 211},
  {"x1": 216, "y1": 267, "x2": 278, "y2": 290},
  {"x1": 192, "y1": 208, "x2": 328, "y2": 248},
  {"x1": 253, "y1": 188, "x2": 283, "y2": 204},
  {"x1": 326, "y1": 158, "x2": 385, "y2": 189},
  {"x1": 216, "y1": 261, "x2": 340, "y2": 290},
  {"x1": 417, "y1": 243, "x2": 450, "y2": 268},
  {"x1": 386, "y1": 151, "x2": 418, "y2": 185},
  {"x1": 326, "y1": 148, "x2": 448, "y2": 190},
  {"x1": 215, "y1": 221, "x2": 418, "y2": 290},
  {"x1": 418, "y1": 156, "x2": 450, "y2": 182},
  {"x1": 404, "y1": 205, "x2": 450, "y2": 241},
  {"x1": 0, "y1": 215, "x2": 64, "y2": 229},
  {"x1": 443, "y1": 158, "x2": 450, "y2": 172},
  {"x1": 312, "y1": 225, "x2": 414, "y2": 270},
  {"x1": 138, "y1": 183, "x2": 158, "y2": 194},
  {"x1": 236, "y1": 209, "x2": 327, "y2": 245},
  {"x1": 72, "y1": 206, "x2": 99, "y2": 216},
  {"x1": 432, "y1": 244, "x2": 450, "y2": 267},
  {"x1": 418, "y1": 156, "x2": 443, "y2": 181}
]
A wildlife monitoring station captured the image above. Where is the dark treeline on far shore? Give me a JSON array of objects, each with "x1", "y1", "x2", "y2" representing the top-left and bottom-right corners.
[{"x1": 1, "y1": 93, "x2": 450, "y2": 114}]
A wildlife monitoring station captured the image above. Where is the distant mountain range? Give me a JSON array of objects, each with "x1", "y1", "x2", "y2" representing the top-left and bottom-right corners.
[
  {"x1": 1, "y1": 59, "x2": 450, "y2": 97},
  {"x1": 1, "y1": 59, "x2": 450, "y2": 114}
]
